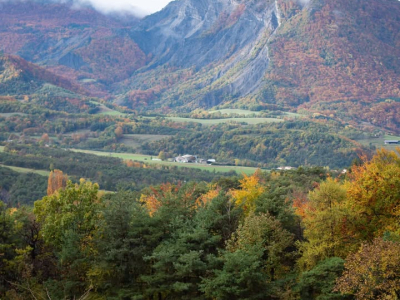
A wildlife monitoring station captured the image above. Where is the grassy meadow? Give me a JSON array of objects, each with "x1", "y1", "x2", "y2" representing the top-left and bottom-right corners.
[
  {"x1": 155, "y1": 116, "x2": 284, "y2": 125},
  {"x1": 0, "y1": 113, "x2": 27, "y2": 118},
  {"x1": 0, "y1": 164, "x2": 50, "y2": 176},
  {"x1": 91, "y1": 101, "x2": 128, "y2": 116},
  {"x1": 209, "y1": 109, "x2": 262, "y2": 115},
  {"x1": 356, "y1": 134, "x2": 400, "y2": 151},
  {"x1": 120, "y1": 134, "x2": 170, "y2": 149}
]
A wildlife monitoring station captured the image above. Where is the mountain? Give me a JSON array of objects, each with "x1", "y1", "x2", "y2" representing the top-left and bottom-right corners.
[
  {"x1": 0, "y1": 54, "x2": 86, "y2": 94},
  {"x1": 1, "y1": 0, "x2": 400, "y2": 130},
  {"x1": 0, "y1": 1, "x2": 146, "y2": 96},
  {"x1": 0, "y1": 53, "x2": 97, "y2": 113},
  {"x1": 264, "y1": 0, "x2": 400, "y2": 131},
  {"x1": 122, "y1": 0, "x2": 400, "y2": 130}
]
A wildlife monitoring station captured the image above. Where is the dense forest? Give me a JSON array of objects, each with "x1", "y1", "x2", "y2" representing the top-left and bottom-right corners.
[{"x1": 1, "y1": 148, "x2": 400, "y2": 299}]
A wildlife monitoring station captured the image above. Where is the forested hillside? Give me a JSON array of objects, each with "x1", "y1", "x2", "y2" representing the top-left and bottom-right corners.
[
  {"x1": 142, "y1": 120, "x2": 363, "y2": 168},
  {"x1": 0, "y1": 54, "x2": 99, "y2": 113},
  {"x1": 1, "y1": 149, "x2": 400, "y2": 299},
  {"x1": 261, "y1": 0, "x2": 400, "y2": 131},
  {"x1": 0, "y1": 1, "x2": 144, "y2": 95},
  {"x1": 1, "y1": 0, "x2": 399, "y2": 132}
]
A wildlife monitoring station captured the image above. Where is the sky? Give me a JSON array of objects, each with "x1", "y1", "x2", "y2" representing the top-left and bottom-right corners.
[{"x1": 74, "y1": 0, "x2": 174, "y2": 15}]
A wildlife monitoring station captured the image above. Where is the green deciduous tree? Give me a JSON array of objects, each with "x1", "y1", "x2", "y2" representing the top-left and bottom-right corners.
[{"x1": 34, "y1": 179, "x2": 103, "y2": 298}]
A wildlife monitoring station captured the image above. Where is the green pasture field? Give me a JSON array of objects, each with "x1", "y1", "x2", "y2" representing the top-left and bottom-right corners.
[
  {"x1": 80, "y1": 78, "x2": 97, "y2": 83},
  {"x1": 356, "y1": 134, "x2": 400, "y2": 150},
  {"x1": 64, "y1": 129, "x2": 91, "y2": 136},
  {"x1": 209, "y1": 109, "x2": 262, "y2": 115},
  {"x1": 160, "y1": 116, "x2": 283, "y2": 125},
  {"x1": 120, "y1": 134, "x2": 170, "y2": 148},
  {"x1": 70, "y1": 148, "x2": 259, "y2": 175},
  {"x1": 285, "y1": 112, "x2": 302, "y2": 118},
  {"x1": 209, "y1": 109, "x2": 301, "y2": 118},
  {"x1": 99, "y1": 110, "x2": 125, "y2": 116},
  {"x1": 0, "y1": 113, "x2": 27, "y2": 117},
  {"x1": 0, "y1": 164, "x2": 50, "y2": 176},
  {"x1": 91, "y1": 102, "x2": 127, "y2": 116},
  {"x1": 0, "y1": 146, "x2": 4, "y2": 152}
]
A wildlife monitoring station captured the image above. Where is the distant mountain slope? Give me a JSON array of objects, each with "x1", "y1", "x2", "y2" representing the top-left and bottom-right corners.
[
  {"x1": 121, "y1": 0, "x2": 400, "y2": 131},
  {"x1": 0, "y1": 1, "x2": 146, "y2": 95},
  {"x1": 260, "y1": 0, "x2": 400, "y2": 130},
  {"x1": 1, "y1": 0, "x2": 400, "y2": 131},
  {"x1": 0, "y1": 54, "x2": 96, "y2": 113},
  {"x1": 0, "y1": 54, "x2": 86, "y2": 94},
  {"x1": 123, "y1": 0, "x2": 283, "y2": 109}
]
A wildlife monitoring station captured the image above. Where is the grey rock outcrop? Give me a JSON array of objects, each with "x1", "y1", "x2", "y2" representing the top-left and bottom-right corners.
[{"x1": 130, "y1": 0, "x2": 285, "y2": 106}]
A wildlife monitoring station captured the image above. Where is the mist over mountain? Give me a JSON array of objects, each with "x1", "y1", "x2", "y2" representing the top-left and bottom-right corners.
[{"x1": 0, "y1": 0, "x2": 171, "y2": 16}]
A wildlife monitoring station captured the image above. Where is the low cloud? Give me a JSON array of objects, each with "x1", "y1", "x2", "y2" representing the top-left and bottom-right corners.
[
  {"x1": 0, "y1": 0, "x2": 173, "y2": 16},
  {"x1": 297, "y1": 0, "x2": 310, "y2": 6}
]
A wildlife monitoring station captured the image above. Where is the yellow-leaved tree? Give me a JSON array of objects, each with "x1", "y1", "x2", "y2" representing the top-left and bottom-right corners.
[
  {"x1": 345, "y1": 148, "x2": 400, "y2": 240},
  {"x1": 34, "y1": 179, "x2": 103, "y2": 297},
  {"x1": 295, "y1": 178, "x2": 355, "y2": 270},
  {"x1": 231, "y1": 170, "x2": 265, "y2": 215}
]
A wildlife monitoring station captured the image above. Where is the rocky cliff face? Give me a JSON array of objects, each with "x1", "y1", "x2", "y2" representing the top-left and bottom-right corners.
[{"x1": 126, "y1": 0, "x2": 287, "y2": 108}]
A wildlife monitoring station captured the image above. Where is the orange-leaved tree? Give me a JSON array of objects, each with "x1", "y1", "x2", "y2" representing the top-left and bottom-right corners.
[
  {"x1": 140, "y1": 182, "x2": 206, "y2": 217},
  {"x1": 47, "y1": 169, "x2": 68, "y2": 196}
]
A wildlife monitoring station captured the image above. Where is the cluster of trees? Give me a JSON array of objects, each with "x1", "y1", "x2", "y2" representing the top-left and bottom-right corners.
[
  {"x1": 1, "y1": 149, "x2": 400, "y2": 299},
  {"x1": 0, "y1": 165, "x2": 324, "y2": 299},
  {"x1": 0, "y1": 100, "x2": 99, "y2": 134},
  {"x1": 294, "y1": 148, "x2": 400, "y2": 299}
]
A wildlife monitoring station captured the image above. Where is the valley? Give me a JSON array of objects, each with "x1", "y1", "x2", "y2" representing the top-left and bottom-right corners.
[{"x1": 1, "y1": 0, "x2": 400, "y2": 298}]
